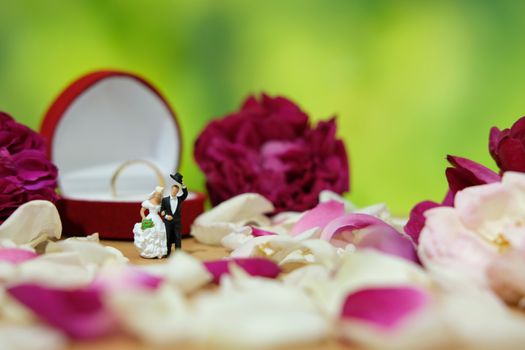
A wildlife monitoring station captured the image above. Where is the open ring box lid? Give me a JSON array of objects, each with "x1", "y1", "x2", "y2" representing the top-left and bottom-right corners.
[{"x1": 40, "y1": 70, "x2": 206, "y2": 239}]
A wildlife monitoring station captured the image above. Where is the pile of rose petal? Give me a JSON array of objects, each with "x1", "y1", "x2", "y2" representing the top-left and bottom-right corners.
[
  {"x1": 4, "y1": 178, "x2": 525, "y2": 350},
  {"x1": 191, "y1": 183, "x2": 525, "y2": 350}
]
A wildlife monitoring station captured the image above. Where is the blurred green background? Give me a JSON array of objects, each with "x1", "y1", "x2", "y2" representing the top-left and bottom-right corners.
[{"x1": 0, "y1": 0, "x2": 523, "y2": 214}]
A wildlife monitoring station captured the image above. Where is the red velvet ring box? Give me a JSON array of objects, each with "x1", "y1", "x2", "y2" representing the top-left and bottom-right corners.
[{"x1": 40, "y1": 70, "x2": 206, "y2": 240}]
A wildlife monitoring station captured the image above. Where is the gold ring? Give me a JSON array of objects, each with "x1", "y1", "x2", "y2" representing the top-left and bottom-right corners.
[{"x1": 110, "y1": 160, "x2": 165, "y2": 198}]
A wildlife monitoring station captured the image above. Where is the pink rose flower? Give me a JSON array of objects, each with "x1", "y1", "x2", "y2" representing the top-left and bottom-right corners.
[
  {"x1": 418, "y1": 172, "x2": 525, "y2": 304},
  {"x1": 194, "y1": 94, "x2": 349, "y2": 212},
  {"x1": 0, "y1": 112, "x2": 58, "y2": 223}
]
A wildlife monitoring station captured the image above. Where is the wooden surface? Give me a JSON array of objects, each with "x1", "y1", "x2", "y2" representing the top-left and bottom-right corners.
[{"x1": 66, "y1": 237, "x2": 354, "y2": 350}]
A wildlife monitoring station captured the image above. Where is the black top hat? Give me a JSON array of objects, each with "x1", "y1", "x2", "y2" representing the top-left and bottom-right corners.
[{"x1": 170, "y1": 172, "x2": 184, "y2": 186}]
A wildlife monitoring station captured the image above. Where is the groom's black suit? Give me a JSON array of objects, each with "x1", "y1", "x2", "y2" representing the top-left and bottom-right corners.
[{"x1": 160, "y1": 186, "x2": 188, "y2": 255}]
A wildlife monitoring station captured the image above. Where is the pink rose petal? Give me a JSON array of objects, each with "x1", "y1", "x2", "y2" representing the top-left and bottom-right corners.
[
  {"x1": 322, "y1": 213, "x2": 418, "y2": 263},
  {"x1": 7, "y1": 283, "x2": 116, "y2": 339},
  {"x1": 291, "y1": 200, "x2": 345, "y2": 236},
  {"x1": 0, "y1": 248, "x2": 38, "y2": 264},
  {"x1": 92, "y1": 266, "x2": 164, "y2": 292},
  {"x1": 341, "y1": 287, "x2": 431, "y2": 330},
  {"x1": 250, "y1": 226, "x2": 277, "y2": 237},
  {"x1": 203, "y1": 257, "x2": 281, "y2": 284}
]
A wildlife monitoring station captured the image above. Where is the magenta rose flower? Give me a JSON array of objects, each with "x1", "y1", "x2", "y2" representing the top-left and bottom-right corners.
[
  {"x1": 194, "y1": 94, "x2": 349, "y2": 212},
  {"x1": 489, "y1": 116, "x2": 525, "y2": 172},
  {"x1": 0, "y1": 112, "x2": 58, "y2": 223}
]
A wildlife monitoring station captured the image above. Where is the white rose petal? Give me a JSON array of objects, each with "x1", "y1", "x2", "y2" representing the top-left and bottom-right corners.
[
  {"x1": 270, "y1": 211, "x2": 304, "y2": 229},
  {"x1": 193, "y1": 193, "x2": 274, "y2": 225},
  {"x1": 230, "y1": 231, "x2": 337, "y2": 271},
  {"x1": 189, "y1": 266, "x2": 329, "y2": 348},
  {"x1": 191, "y1": 193, "x2": 273, "y2": 245},
  {"x1": 221, "y1": 232, "x2": 253, "y2": 251},
  {"x1": 140, "y1": 251, "x2": 212, "y2": 293},
  {"x1": 0, "y1": 201, "x2": 61, "y2": 247},
  {"x1": 191, "y1": 222, "x2": 250, "y2": 246},
  {"x1": 45, "y1": 239, "x2": 128, "y2": 266},
  {"x1": 0, "y1": 324, "x2": 67, "y2": 350},
  {"x1": 439, "y1": 289, "x2": 525, "y2": 349},
  {"x1": 106, "y1": 285, "x2": 190, "y2": 345},
  {"x1": 61, "y1": 232, "x2": 100, "y2": 243},
  {"x1": 282, "y1": 264, "x2": 332, "y2": 289},
  {"x1": 12, "y1": 252, "x2": 95, "y2": 288},
  {"x1": 319, "y1": 190, "x2": 357, "y2": 212},
  {"x1": 0, "y1": 239, "x2": 35, "y2": 252},
  {"x1": 0, "y1": 288, "x2": 36, "y2": 324}
]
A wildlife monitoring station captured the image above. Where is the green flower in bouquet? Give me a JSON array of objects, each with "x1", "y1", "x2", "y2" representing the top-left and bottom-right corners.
[{"x1": 141, "y1": 218, "x2": 154, "y2": 230}]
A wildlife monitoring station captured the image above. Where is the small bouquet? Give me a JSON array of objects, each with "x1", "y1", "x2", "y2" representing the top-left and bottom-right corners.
[{"x1": 141, "y1": 218, "x2": 154, "y2": 230}]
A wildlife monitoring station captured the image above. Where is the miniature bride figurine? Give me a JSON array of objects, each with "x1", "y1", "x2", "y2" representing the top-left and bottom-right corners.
[{"x1": 133, "y1": 186, "x2": 168, "y2": 258}]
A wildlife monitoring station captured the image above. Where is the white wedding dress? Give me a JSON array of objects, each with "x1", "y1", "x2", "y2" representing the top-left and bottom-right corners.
[{"x1": 133, "y1": 200, "x2": 167, "y2": 258}]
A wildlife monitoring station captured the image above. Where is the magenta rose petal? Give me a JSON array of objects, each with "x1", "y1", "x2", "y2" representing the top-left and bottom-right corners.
[
  {"x1": 489, "y1": 116, "x2": 525, "y2": 172},
  {"x1": 123, "y1": 268, "x2": 164, "y2": 290},
  {"x1": 509, "y1": 116, "x2": 525, "y2": 138},
  {"x1": 0, "y1": 248, "x2": 38, "y2": 264},
  {"x1": 404, "y1": 201, "x2": 441, "y2": 244},
  {"x1": 439, "y1": 155, "x2": 501, "y2": 208},
  {"x1": 321, "y1": 214, "x2": 418, "y2": 263},
  {"x1": 441, "y1": 190, "x2": 454, "y2": 206},
  {"x1": 0, "y1": 112, "x2": 46, "y2": 153},
  {"x1": 0, "y1": 148, "x2": 17, "y2": 177},
  {"x1": 251, "y1": 226, "x2": 278, "y2": 237},
  {"x1": 446, "y1": 155, "x2": 500, "y2": 193},
  {"x1": 291, "y1": 200, "x2": 345, "y2": 236},
  {"x1": 203, "y1": 258, "x2": 281, "y2": 284},
  {"x1": 496, "y1": 137, "x2": 525, "y2": 172},
  {"x1": 341, "y1": 287, "x2": 431, "y2": 330},
  {"x1": 489, "y1": 127, "x2": 502, "y2": 161},
  {"x1": 7, "y1": 283, "x2": 116, "y2": 339},
  {"x1": 26, "y1": 187, "x2": 60, "y2": 202},
  {"x1": 12, "y1": 150, "x2": 58, "y2": 189}
]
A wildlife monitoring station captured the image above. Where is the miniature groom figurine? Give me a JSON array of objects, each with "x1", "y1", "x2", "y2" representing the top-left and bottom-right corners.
[{"x1": 160, "y1": 172, "x2": 188, "y2": 256}]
